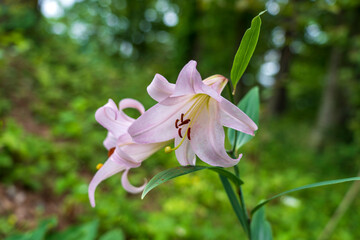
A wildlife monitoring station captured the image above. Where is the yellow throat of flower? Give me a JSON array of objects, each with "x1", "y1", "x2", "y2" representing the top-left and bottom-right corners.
[{"x1": 165, "y1": 94, "x2": 211, "y2": 153}]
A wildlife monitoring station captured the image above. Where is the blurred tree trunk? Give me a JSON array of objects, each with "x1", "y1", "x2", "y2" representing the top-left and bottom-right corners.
[
  {"x1": 268, "y1": 42, "x2": 291, "y2": 116},
  {"x1": 268, "y1": 13, "x2": 295, "y2": 117},
  {"x1": 175, "y1": 0, "x2": 200, "y2": 67},
  {"x1": 311, "y1": 47, "x2": 342, "y2": 148}
]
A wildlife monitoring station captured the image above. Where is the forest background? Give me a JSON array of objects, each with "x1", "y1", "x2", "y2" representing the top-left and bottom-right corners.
[{"x1": 0, "y1": 0, "x2": 360, "y2": 239}]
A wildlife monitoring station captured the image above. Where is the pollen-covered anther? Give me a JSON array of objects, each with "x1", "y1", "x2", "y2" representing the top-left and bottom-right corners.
[
  {"x1": 96, "y1": 163, "x2": 103, "y2": 170},
  {"x1": 108, "y1": 147, "x2": 115, "y2": 157},
  {"x1": 187, "y1": 128, "x2": 191, "y2": 140},
  {"x1": 178, "y1": 128, "x2": 183, "y2": 138},
  {"x1": 179, "y1": 119, "x2": 190, "y2": 126},
  {"x1": 175, "y1": 119, "x2": 179, "y2": 128}
]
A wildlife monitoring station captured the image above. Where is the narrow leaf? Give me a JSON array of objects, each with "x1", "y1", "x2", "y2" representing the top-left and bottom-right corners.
[
  {"x1": 228, "y1": 86, "x2": 260, "y2": 150},
  {"x1": 230, "y1": 11, "x2": 265, "y2": 90},
  {"x1": 142, "y1": 166, "x2": 243, "y2": 199},
  {"x1": 219, "y1": 175, "x2": 249, "y2": 237},
  {"x1": 251, "y1": 206, "x2": 273, "y2": 240},
  {"x1": 251, "y1": 177, "x2": 360, "y2": 215}
]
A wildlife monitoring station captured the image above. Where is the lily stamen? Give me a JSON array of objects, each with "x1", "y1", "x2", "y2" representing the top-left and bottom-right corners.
[
  {"x1": 178, "y1": 128, "x2": 183, "y2": 138},
  {"x1": 96, "y1": 163, "x2": 103, "y2": 170},
  {"x1": 108, "y1": 147, "x2": 115, "y2": 157},
  {"x1": 179, "y1": 119, "x2": 190, "y2": 126}
]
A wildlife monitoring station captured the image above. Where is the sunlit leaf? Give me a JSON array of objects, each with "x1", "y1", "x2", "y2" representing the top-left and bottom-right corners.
[
  {"x1": 47, "y1": 220, "x2": 99, "y2": 240},
  {"x1": 5, "y1": 218, "x2": 57, "y2": 240},
  {"x1": 251, "y1": 177, "x2": 360, "y2": 215},
  {"x1": 251, "y1": 206, "x2": 273, "y2": 240},
  {"x1": 228, "y1": 86, "x2": 260, "y2": 150},
  {"x1": 142, "y1": 166, "x2": 243, "y2": 199},
  {"x1": 99, "y1": 229, "x2": 124, "y2": 240},
  {"x1": 230, "y1": 11, "x2": 265, "y2": 91}
]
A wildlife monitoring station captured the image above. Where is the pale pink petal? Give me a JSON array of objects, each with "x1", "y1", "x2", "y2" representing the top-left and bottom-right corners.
[
  {"x1": 203, "y1": 75, "x2": 228, "y2": 94},
  {"x1": 112, "y1": 147, "x2": 141, "y2": 168},
  {"x1": 190, "y1": 99, "x2": 241, "y2": 167},
  {"x1": 120, "y1": 142, "x2": 166, "y2": 163},
  {"x1": 121, "y1": 169, "x2": 147, "y2": 194},
  {"x1": 103, "y1": 132, "x2": 117, "y2": 150},
  {"x1": 128, "y1": 95, "x2": 195, "y2": 143},
  {"x1": 219, "y1": 97, "x2": 258, "y2": 135},
  {"x1": 95, "y1": 99, "x2": 131, "y2": 138},
  {"x1": 118, "y1": 98, "x2": 145, "y2": 122},
  {"x1": 172, "y1": 60, "x2": 203, "y2": 96},
  {"x1": 147, "y1": 74, "x2": 175, "y2": 102},
  {"x1": 88, "y1": 158, "x2": 126, "y2": 207},
  {"x1": 174, "y1": 135, "x2": 196, "y2": 166}
]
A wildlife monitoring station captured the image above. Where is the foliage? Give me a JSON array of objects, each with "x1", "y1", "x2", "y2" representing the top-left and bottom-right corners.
[{"x1": 1, "y1": 0, "x2": 360, "y2": 239}]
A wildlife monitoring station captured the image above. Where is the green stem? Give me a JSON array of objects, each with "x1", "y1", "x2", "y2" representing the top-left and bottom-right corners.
[
  {"x1": 226, "y1": 81, "x2": 251, "y2": 238},
  {"x1": 219, "y1": 174, "x2": 250, "y2": 238}
]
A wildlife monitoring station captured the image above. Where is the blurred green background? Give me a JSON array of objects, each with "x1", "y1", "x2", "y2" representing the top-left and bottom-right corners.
[{"x1": 0, "y1": 0, "x2": 360, "y2": 239}]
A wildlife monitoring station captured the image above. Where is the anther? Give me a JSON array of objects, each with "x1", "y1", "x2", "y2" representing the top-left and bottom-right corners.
[
  {"x1": 96, "y1": 163, "x2": 103, "y2": 170},
  {"x1": 178, "y1": 128, "x2": 183, "y2": 138},
  {"x1": 108, "y1": 147, "x2": 115, "y2": 157},
  {"x1": 179, "y1": 119, "x2": 190, "y2": 126},
  {"x1": 181, "y1": 113, "x2": 184, "y2": 122},
  {"x1": 175, "y1": 119, "x2": 179, "y2": 128},
  {"x1": 187, "y1": 128, "x2": 191, "y2": 140}
]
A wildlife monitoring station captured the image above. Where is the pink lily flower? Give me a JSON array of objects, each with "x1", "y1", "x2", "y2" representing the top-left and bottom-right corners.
[
  {"x1": 128, "y1": 60, "x2": 258, "y2": 168},
  {"x1": 88, "y1": 98, "x2": 166, "y2": 207}
]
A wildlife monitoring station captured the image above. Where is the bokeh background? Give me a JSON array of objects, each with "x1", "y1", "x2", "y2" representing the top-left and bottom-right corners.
[{"x1": 1, "y1": 0, "x2": 360, "y2": 239}]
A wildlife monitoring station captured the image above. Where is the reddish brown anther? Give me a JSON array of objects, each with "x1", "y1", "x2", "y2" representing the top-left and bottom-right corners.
[
  {"x1": 178, "y1": 128, "x2": 183, "y2": 138},
  {"x1": 108, "y1": 147, "x2": 115, "y2": 157},
  {"x1": 187, "y1": 128, "x2": 191, "y2": 140},
  {"x1": 181, "y1": 113, "x2": 184, "y2": 122},
  {"x1": 175, "y1": 119, "x2": 179, "y2": 128},
  {"x1": 179, "y1": 119, "x2": 190, "y2": 126}
]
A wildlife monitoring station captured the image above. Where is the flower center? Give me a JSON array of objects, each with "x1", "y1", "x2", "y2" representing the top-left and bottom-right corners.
[{"x1": 165, "y1": 94, "x2": 210, "y2": 153}]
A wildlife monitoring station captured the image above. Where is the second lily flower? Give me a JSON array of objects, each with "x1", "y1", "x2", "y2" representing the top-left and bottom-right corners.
[{"x1": 128, "y1": 60, "x2": 258, "y2": 167}]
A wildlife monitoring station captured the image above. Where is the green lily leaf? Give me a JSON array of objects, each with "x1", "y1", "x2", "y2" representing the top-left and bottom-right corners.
[
  {"x1": 142, "y1": 166, "x2": 243, "y2": 199},
  {"x1": 251, "y1": 206, "x2": 273, "y2": 240},
  {"x1": 228, "y1": 86, "x2": 260, "y2": 150},
  {"x1": 251, "y1": 177, "x2": 360, "y2": 215},
  {"x1": 230, "y1": 11, "x2": 265, "y2": 91}
]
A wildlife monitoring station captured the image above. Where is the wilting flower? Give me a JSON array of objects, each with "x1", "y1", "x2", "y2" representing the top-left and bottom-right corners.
[
  {"x1": 88, "y1": 98, "x2": 166, "y2": 207},
  {"x1": 128, "y1": 60, "x2": 257, "y2": 167}
]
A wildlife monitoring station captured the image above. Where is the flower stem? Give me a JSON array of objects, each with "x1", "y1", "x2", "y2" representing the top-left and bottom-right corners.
[{"x1": 226, "y1": 81, "x2": 251, "y2": 239}]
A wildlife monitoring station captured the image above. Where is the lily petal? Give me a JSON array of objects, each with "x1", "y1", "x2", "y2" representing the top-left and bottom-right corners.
[
  {"x1": 219, "y1": 97, "x2": 258, "y2": 135},
  {"x1": 103, "y1": 132, "x2": 117, "y2": 150},
  {"x1": 172, "y1": 60, "x2": 203, "y2": 96},
  {"x1": 88, "y1": 158, "x2": 126, "y2": 207},
  {"x1": 190, "y1": 99, "x2": 241, "y2": 167},
  {"x1": 95, "y1": 99, "x2": 131, "y2": 138},
  {"x1": 120, "y1": 142, "x2": 166, "y2": 163},
  {"x1": 129, "y1": 95, "x2": 194, "y2": 143},
  {"x1": 147, "y1": 74, "x2": 175, "y2": 102},
  {"x1": 174, "y1": 135, "x2": 196, "y2": 166},
  {"x1": 121, "y1": 168, "x2": 147, "y2": 193},
  {"x1": 172, "y1": 60, "x2": 222, "y2": 101},
  {"x1": 203, "y1": 75, "x2": 228, "y2": 94},
  {"x1": 118, "y1": 98, "x2": 145, "y2": 122}
]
